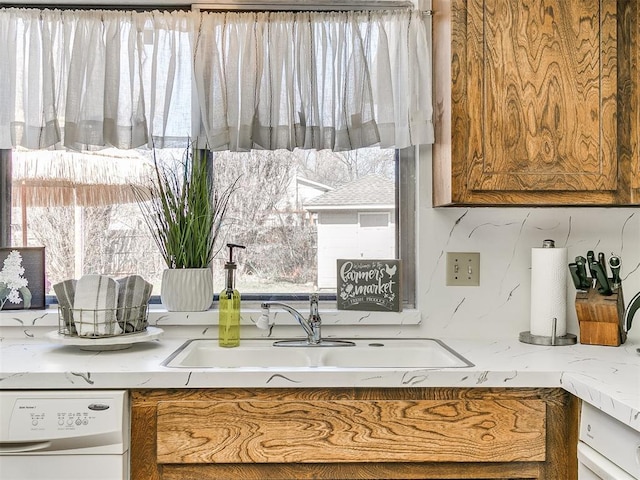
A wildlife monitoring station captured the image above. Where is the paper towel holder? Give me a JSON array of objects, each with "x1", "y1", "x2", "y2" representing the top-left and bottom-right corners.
[{"x1": 519, "y1": 318, "x2": 577, "y2": 346}]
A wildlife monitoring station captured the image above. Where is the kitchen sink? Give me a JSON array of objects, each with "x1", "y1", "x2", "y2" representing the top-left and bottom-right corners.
[
  {"x1": 319, "y1": 339, "x2": 472, "y2": 368},
  {"x1": 163, "y1": 340, "x2": 315, "y2": 368},
  {"x1": 162, "y1": 338, "x2": 473, "y2": 369}
]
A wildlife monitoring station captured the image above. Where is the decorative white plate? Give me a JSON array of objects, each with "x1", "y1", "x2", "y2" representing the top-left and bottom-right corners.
[{"x1": 45, "y1": 327, "x2": 164, "y2": 351}]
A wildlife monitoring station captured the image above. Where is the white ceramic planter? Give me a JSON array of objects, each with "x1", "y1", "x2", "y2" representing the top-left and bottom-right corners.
[{"x1": 161, "y1": 268, "x2": 213, "y2": 311}]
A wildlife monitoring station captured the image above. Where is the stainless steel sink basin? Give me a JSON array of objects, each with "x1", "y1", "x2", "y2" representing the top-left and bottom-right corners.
[{"x1": 162, "y1": 338, "x2": 473, "y2": 369}]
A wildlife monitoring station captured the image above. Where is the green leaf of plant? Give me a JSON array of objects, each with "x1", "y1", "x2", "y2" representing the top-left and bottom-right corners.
[
  {"x1": 133, "y1": 143, "x2": 239, "y2": 270},
  {"x1": 0, "y1": 283, "x2": 9, "y2": 302},
  {"x1": 19, "y1": 286, "x2": 32, "y2": 309}
]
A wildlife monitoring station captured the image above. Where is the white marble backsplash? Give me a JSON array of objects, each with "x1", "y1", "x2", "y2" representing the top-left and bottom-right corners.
[{"x1": 416, "y1": 150, "x2": 640, "y2": 341}]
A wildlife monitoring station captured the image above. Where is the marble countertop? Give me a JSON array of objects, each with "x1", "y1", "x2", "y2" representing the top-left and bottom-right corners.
[{"x1": 1, "y1": 326, "x2": 638, "y2": 433}]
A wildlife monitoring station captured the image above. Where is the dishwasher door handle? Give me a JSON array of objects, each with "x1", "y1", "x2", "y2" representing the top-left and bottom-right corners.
[{"x1": 0, "y1": 441, "x2": 53, "y2": 453}]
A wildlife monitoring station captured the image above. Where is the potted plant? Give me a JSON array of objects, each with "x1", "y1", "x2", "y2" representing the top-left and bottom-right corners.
[{"x1": 135, "y1": 146, "x2": 237, "y2": 311}]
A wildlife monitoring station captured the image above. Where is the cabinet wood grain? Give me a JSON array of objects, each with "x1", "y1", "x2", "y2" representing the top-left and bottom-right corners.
[
  {"x1": 160, "y1": 462, "x2": 541, "y2": 480},
  {"x1": 156, "y1": 399, "x2": 545, "y2": 464},
  {"x1": 635, "y1": 2, "x2": 640, "y2": 195},
  {"x1": 433, "y1": 0, "x2": 639, "y2": 205},
  {"x1": 131, "y1": 387, "x2": 579, "y2": 480}
]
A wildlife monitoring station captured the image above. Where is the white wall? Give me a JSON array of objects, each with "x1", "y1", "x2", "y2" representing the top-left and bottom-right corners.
[{"x1": 415, "y1": 146, "x2": 640, "y2": 342}]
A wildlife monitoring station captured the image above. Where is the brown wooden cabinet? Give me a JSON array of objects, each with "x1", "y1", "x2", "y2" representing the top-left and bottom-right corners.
[
  {"x1": 433, "y1": 0, "x2": 639, "y2": 206},
  {"x1": 635, "y1": 2, "x2": 640, "y2": 196},
  {"x1": 131, "y1": 387, "x2": 578, "y2": 480}
]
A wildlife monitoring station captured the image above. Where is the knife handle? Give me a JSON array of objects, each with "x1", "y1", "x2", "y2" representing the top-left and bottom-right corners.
[
  {"x1": 574, "y1": 257, "x2": 590, "y2": 289},
  {"x1": 608, "y1": 255, "x2": 621, "y2": 289},
  {"x1": 597, "y1": 252, "x2": 608, "y2": 277},
  {"x1": 590, "y1": 261, "x2": 612, "y2": 296},
  {"x1": 586, "y1": 251, "x2": 596, "y2": 280},
  {"x1": 568, "y1": 264, "x2": 583, "y2": 291}
]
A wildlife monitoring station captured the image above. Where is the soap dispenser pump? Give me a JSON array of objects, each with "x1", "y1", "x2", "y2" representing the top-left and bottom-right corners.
[{"x1": 219, "y1": 243, "x2": 245, "y2": 347}]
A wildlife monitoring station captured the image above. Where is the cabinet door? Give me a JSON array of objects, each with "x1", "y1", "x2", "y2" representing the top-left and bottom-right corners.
[
  {"x1": 433, "y1": 0, "x2": 637, "y2": 205},
  {"x1": 635, "y1": 2, "x2": 640, "y2": 196},
  {"x1": 156, "y1": 398, "x2": 546, "y2": 464},
  {"x1": 131, "y1": 388, "x2": 578, "y2": 480}
]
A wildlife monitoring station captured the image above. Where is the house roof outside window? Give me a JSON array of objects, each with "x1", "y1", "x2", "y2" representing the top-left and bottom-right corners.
[{"x1": 304, "y1": 174, "x2": 394, "y2": 211}]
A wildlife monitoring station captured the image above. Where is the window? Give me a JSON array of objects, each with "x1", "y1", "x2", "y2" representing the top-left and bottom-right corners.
[
  {"x1": 359, "y1": 213, "x2": 391, "y2": 228},
  {"x1": 1, "y1": 145, "x2": 415, "y2": 304},
  {"x1": 0, "y1": 5, "x2": 428, "y2": 307}
]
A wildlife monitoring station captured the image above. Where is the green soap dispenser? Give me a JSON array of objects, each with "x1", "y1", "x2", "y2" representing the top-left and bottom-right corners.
[{"x1": 219, "y1": 243, "x2": 245, "y2": 347}]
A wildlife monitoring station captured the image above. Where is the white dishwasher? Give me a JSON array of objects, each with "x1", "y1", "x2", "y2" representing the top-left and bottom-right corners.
[
  {"x1": 578, "y1": 401, "x2": 640, "y2": 480},
  {"x1": 0, "y1": 390, "x2": 129, "y2": 480}
]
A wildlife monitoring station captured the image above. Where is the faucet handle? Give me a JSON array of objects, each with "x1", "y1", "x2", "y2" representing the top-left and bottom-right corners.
[
  {"x1": 256, "y1": 304, "x2": 272, "y2": 330},
  {"x1": 309, "y1": 293, "x2": 320, "y2": 317},
  {"x1": 307, "y1": 294, "x2": 321, "y2": 344}
]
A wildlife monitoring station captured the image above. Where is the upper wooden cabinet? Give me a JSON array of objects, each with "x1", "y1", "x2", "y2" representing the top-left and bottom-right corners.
[
  {"x1": 635, "y1": 1, "x2": 640, "y2": 196},
  {"x1": 433, "y1": 0, "x2": 639, "y2": 206}
]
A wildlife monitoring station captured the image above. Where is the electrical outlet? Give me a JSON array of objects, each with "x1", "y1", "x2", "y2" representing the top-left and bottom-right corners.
[{"x1": 446, "y1": 252, "x2": 480, "y2": 286}]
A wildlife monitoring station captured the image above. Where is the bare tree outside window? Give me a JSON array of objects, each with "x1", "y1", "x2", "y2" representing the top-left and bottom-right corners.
[{"x1": 10, "y1": 147, "x2": 395, "y2": 297}]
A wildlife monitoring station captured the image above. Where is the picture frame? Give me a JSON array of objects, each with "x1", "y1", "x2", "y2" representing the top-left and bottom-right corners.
[
  {"x1": 336, "y1": 259, "x2": 402, "y2": 312},
  {"x1": 0, "y1": 247, "x2": 46, "y2": 310}
]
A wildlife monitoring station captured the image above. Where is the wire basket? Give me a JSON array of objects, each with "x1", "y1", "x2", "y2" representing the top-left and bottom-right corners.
[{"x1": 57, "y1": 304, "x2": 149, "y2": 338}]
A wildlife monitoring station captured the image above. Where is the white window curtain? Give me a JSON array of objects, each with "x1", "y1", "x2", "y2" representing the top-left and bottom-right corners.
[
  {"x1": 193, "y1": 9, "x2": 433, "y2": 151},
  {"x1": 0, "y1": 8, "x2": 193, "y2": 150},
  {"x1": 0, "y1": 7, "x2": 433, "y2": 152}
]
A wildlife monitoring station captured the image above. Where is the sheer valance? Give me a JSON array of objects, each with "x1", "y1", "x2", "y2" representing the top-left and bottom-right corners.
[
  {"x1": 0, "y1": 7, "x2": 433, "y2": 151},
  {"x1": 0, "y1": 9, "x2": 194, "y2": 150}
]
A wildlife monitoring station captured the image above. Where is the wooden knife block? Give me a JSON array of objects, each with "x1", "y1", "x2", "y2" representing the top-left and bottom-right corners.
[{"x1": 575, "y1": 285, "x2": 625, "y2": 346}]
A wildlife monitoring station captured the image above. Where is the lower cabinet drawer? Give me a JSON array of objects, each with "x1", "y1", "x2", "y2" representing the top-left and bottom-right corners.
[{"x1": 156, "y1": 399, "x2": 546, "y2": 464}]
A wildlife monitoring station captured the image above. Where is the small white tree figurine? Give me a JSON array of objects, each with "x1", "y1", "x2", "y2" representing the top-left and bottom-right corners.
[{"x1": 0, "y1": 250, "x2": 32, "y2": 310}]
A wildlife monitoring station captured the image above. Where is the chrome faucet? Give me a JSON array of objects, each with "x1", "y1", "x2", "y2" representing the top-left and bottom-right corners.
[{"x1": 257, "y1": 294, "x2": 354, "y2": 347}]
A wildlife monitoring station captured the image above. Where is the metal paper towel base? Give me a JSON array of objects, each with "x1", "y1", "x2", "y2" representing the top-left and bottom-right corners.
[
  {"x1": 519, "y1": 331, "x2": 577, "y2": 346},
  {"x1": 520, "y1": 317, "x2": 577, "y2": 346},
  {"x1": 520, "y1": 318, "x2": 577, "y2": 346}
]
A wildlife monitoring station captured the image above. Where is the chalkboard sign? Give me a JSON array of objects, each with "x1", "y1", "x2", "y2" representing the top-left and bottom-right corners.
[{"x1": 336, "y1": 259, "x2": 402, "y2": 312}]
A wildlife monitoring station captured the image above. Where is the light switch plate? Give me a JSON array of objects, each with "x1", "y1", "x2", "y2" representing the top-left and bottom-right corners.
[{"x1": 446, "y1": 252, "x2": 480, "y2": 286}]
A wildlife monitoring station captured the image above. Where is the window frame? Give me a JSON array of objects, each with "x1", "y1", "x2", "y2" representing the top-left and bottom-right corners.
[
  {"x1": 0, "y1": 146, "x2": 416, "y2": 308},
  {"x1": 0, "y1": 150, "x2": 10, "y2": 248},
  {"x1": 398, "y1": 147, "x2": 416, "y2": 308}
]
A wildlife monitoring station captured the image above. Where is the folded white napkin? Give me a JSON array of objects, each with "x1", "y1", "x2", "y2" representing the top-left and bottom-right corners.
[
  {"x1": 53, "y1": 279, "x2": 77, "y2": 335},
  {"x1": 116, "y1": 275, "x2": 152, "y2": 332},
  {"x1": 73, "y1": 275, "x2": 122, "y2": 336}
]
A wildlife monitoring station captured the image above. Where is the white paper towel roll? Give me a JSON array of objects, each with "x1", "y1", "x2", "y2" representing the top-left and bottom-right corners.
[{"x1": 530, "y1": 246, "x2": 567, "y2": 337}]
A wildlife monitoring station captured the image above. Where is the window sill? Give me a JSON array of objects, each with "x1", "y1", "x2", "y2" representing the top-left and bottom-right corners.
[{"x1": 0, "y1": 305, "x2": 420, "y2": 328}]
